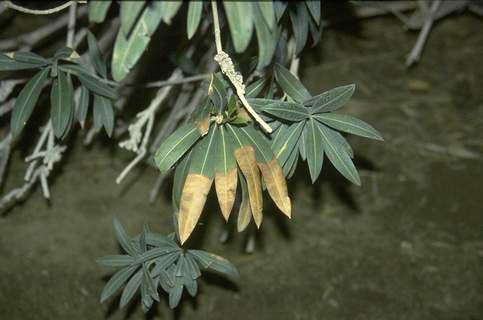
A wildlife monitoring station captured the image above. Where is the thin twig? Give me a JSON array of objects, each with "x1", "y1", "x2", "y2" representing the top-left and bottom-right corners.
[
  {"x1": 210, "y1": 0, "x2": 272, "y2": 133},
  {"x1": 139, "y1": 74, "x2": 211, "y2": 88},
  {"x1": 4, "y1": 1, "x2": 75, "y2": 15},
  {"x1": 66, "y1": 2, "x2": 77, "y2": 48}
]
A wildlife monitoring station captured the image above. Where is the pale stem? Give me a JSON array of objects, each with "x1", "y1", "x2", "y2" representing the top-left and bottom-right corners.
[{"x1": 4, "y1": 1, "x2": 75, "y2": 15}]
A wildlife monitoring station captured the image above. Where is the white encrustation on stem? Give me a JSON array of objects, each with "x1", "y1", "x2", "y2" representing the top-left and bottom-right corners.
[
  {"x1": 210, "y1": 0, "x2": 272, "y2": 133},
  {"x1": 116, "y1": 70, "x2": 183, "y2": 184},
  {"x1": 4, "y1": 1, "x2": 75, "y2": 15}
]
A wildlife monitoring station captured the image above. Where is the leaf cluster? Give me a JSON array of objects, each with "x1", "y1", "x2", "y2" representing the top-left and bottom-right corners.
[{"x1": 98, "y1": 218, "x2": 238, "y2": 311}]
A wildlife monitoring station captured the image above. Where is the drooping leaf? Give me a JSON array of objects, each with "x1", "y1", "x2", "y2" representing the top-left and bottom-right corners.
[
  {"x1": 50, "y1": 69, "x2": 74, "y2": 138},
  {"x1": 271, "y1": 121, "x2": 304, "y2": 167},
  {"x1": 93, "y1": 93, "x2": 114, "y2": 137},
  {"x1": 208, "y1": 74, "x2": 227, "y2": 112},
  {"x1": 59, "y1": 64, "x2": 115, "y2": 99},
  {"x1": 253, "y1": 4, "x2": 278, "y2": 70},
  {"x1": 0, "y1": 53, "x2": 44, "y2": 71},
  {"x1": 154, "y1": 123, "x2": 201, "y2": 173},
  {"x1": 111, "y1": 3, "x2": 163, "y2": 81},
  {"x1": 299, "y1": 126, "x2": 307, "y2": 160},
  {"x1": 188, "y1": 250, "x2": 239, "y2": 279},
  {"x1": 187, "y1": 1, "x2": 203, "y2": 39},
  {"x1": 273, "y1": 1, "x2": 288, "y2": 21},
  {"x1": 113, "y1": 218, "x2": 140, "y2": 256},
  {"x1": 120, "y1": 269, "x2": 143, "y2": 308},
  {"x1": 308, "y1": 13, "x2": 323, "y2": 47},
  {"x1": 184, "y1": 254, "x2": 202, "y2": 280},
  {"x1": 172, "y1": 151, "x2": 192, "y2": 211},
  {"x1": 10, "y1": 68, "x2": 49, "y2": 136},
  {"x1": 289, "y1": 3, "x2": 309, "y2": 55},
  {"x1": 304, "y1": 118, "x2": 324, "y2": 183},
  {"x1": 89, "y1": 0, "x2": 112, "y2": 23},
  {"x1": 284, "y1": 142, "x2": 300, "y2": 178},
  {"x1": 245, "y1": 78, "x2": 267, "y2": 98},
  {"x1": 100, "y1": 264, "x2": 138, "y2": 303},
  {"x1": 305, "y1": 0, "x2": 321, "y2": 25},
  {"x1": 120, "y1": 1, "x2": 145, "y2": 35},
  {"x1": 87, "y1": 31, "x2": 107, "y2": 78},
  {"x1": 76, "y1": 85, "x2": 90, "y2": 127},
  {"x1": 214, "y1": 126, "x2": 238, "y2": 220},
  {"x1": 237, "y1": 172, "x2": 252, "y2": 232},
  {"x1": 168, "y1": 283, "x2": 183, "y2": 309},
  {"x1": 316, "y1": 122, "x2": 361, "y2": 185},
  {"x1": 11, "y1": 51, "x2": 50, "y2": 66},
  {"x1": 274, "y1": 63, "x2": 311, "y2": 103},
  {"x1": 305, "y1": 84, "x2": 355, "y2": 113},
  {"x1": 262, "y1": 101, "x2": 310, "y2": 122},
  {"x1": 160, "y1": 1, "x2": 183, "y2": 24},
  {"x1": 258, "y1": 1, "x2": 275, "y2": 29},
  {"x1": 188, "y1": 125, "x2": 219, "y2": 179},
  {"x1": 223, "y1": 2, "x2": 254, "y2": 53},
  {"x1": 313, "y1": 113, "x2": 383, "y2": 141}
]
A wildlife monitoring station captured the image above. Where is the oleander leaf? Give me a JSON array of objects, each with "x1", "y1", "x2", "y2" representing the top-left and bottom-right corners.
[
  {"x1": 113, "y1": 217, "x2": 139, "y2": 256},
  {"x1": 59, "y1": 64, "x2": 115, "y2": 99},
  {"x1": 209, "y1": 74, "x2": 227, "y2": 112},
  {"x1": 223, "y1": 1, "x2": 254, "y2": 53},
  {"x1": 112, "y1": 3, "x2": 163, "y2": 81},
  {"x1": 316, "y1": 122, "x2": 361, "y2": 185},
  {"x1": 50, "y1": 69, "x2": 74, "y2": 138},
  {"x1": 258, "y1": 1, "x2": 275, "y2": 30},
  {"x1": 97, "y1": 255, "x2": 135, "y2": 267},
  {"x1": 100, "y1": 265, "x2": 138, "y2": 303},
  {"x1": 289, "y1": 3, "x2": 309, "y2": 55},
  {"x1": 284, "y1": 142, "x2": 300, "y2": 178},
  {"x1": 274, "y1": 0, "x2": 288, "y2": 21},
  {"x1": 120, "y1": 269, "x2": 143, "y2": 308},
  {"x1": 299, "y1": 126, "x2": 307, "y2": 160},
  {"x1": 304, "y1": 118, "x2": 324, "y2": 183},
  {"x1": 237, "y1": 172, "x2": 252, "y2": 232},
  {"x1": 253, "y1": 4, "x2": 278, "y2": 70},
  {"x1": 76, "y1": 85, "x2": 90, "y2": 127},
  {"x1": 271, "y1": 121, "x2": 304, "y2": 167},
  {"x1": 305, "y1": 84, "x2": 355, "y2": 113},
  {"x1": 160, "y1": 1, "x2": 182, "y2": 24},
  {"x1": 89, "y1": 0, "x2": 112, "y2": 23},
  {"x1": 188, "y1": 250, "x2": 239, "y2": 279},
  {"x1": 0, "y1": 53, "x2": 44, "y2": 71},
  {"x1": 305, "y1": 0, "x2": 321, "y2": 25},
  {"x1": 93, "y1": 93, "x2": 114, "y2": 137},
  {"x1": 10, "y1": 68, "x2": 49, "y2": 136},
  {"x1": 188, "y1": 125, "x2": 218, "y2": 179},
  {"x1": 120, "y1": 1, "x2": 145, "y2": 35},
  {"x1": 11, "y1": 51, "x2": 50, "y2": 66},
  {"x1": 313, "y1": 113, "x2": 383, "y2": 141},
  {"x1": 187, "y1": 1, "x2": 203, "y2": 39},
  {"x1": 274, "y1": 63, "x2": 311, "y2": 103},
  {"x1": 154, "y1": 123, "x2": 201, "y2": 173},
  {"x1": 245, "y1": 78, "x2": 267, "y2": 98},
  {"x1": 263, "y1": 101, "x2": 310, "y2": 122},
  {"x1": 87, "y1": 31, "x2": 107, "y2": 78},
  {"x1": 172, "y1": 151, "x2": 192, "y2": 211},
  {"x1": 52, "y1": 47, "x2": 73, "y2": 61}
]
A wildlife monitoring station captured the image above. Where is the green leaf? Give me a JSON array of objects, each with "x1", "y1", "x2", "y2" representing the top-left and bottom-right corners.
[
  {"x1": 97, "y1": 255, "x2": 134, "y2": 267},
  {"x1": 304, "y1": 119, "x2": 324, "y2": 183},
  {"x1": 238, "y1": 125, "x2": 273, "y2": 164},
  {"x1": 305, "y1": 0, "x2": 321, "y2": 25},
  {"x1": 168, "y1": 284, "x2": 183, "y2": 309},
  {"x1": 12, "y1": 51, "x2": 50, "y2": 66},
  {"x1": 187, "y1": 1, "x2": 203, "y2": 39},
  {"x1": 305, "y1": 84, "x2": 355, "y2": 113},
  {"x1": 93, "y1": 94, "x2": 114, "y2": 137},
  {"x1": 10, "y1": 68, "x2": 49, "y2": 136},
  {"x1": 189, "y1": 125, "x2": 219, "y2": 178},
  {"x1": 136, "y1": 247, "x2": 178, "y2": 265},
  {"x1": 215, "y1": 126, "x2": 237, "y2": 175},
  {"x1": 209, "y1": 73, "x2": 227, "y2": 112},
  {"x1": 313, "y1": 113, "x2": 383, "y2": 141},
  {"x1": 271, "y1": 121, "x2": 304, "y2": 167},
  {"x1": 59, "y1": 64, "x2": 115, "y2": 99},
  {"x1": 245, "y1": 78, "x2": 267, "y2": 98},
  {"x1": 253, "y1": 5, "x2": 278, "y2": 70},
  {"x1": 52, "y1": 47, "x2": 73, "y2": 60},
  {"x1": 184, "y1": 254, "x2": 201, "y2": 280},
  {"x1": 120, "y1": 1, "x2": 145, "y2": 35},
  {"x1": 100, "y1": 264, "x2": 138, "y2": 303},
  {"x1": 289, "y1": 3, "x2": 309, "y2": 55},
  {"x1": 154, "y1": 123, "x2": 201, "y2": 173},
  {"x1": 172, "y1": 151, "x2": 192, "y2": 211},
  {"x1": 89, "y1": 0, "x2": 112, "y2": 23},
  {"x1": 299, "y1": 125, "x2": 307, "y2": 160},
  {"x1": 120, "y1": 269, "x2": 143, "y2": 308},
  {"x1": 257, "y1": 1, "x2": 275, "y2": 29},
  {"x1": 308, "y1": 14, "x2": 323, "y2": 47},
  {"x1": 316, "y1": 122, "x2": 361, "y2": 185},
  {"x1": 223, "y1": 2, "x2": 254, "y2": 53},
  {"x1": 274, "y1": 1, "x2": 287, "y2": 21},
  {"x1": 189, "y1": 250, "x2": 239, "y2": 279},
  {"x1": 263, "y1": 101, "x2": 310, "y2": 122},
  {"x1": 113, "y1": 218, "x2": 140, "y2": 256},
  {"x1": 274, "y1": 63, "x2": 311, "y2": 103},
  {"x1": 0, "y1": 53, "x2": 43, "y2": 71},
  {"x1": 50, "y1": 70, "x2": 74, "y2": 138},
  {"x1": 160, "y1": 1, "x2": 182, "y2": 24},
  {"x1": 87, "y1": 31, "x2": 107, "y2": 78},
  {"x1": 111, "y1": 3, "x2": 163, "y2": 81},
  {"x1": 76, "y1": 85, "x2": 90, "y2": 127}
]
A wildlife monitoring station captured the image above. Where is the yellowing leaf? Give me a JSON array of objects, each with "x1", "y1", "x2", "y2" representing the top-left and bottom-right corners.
[
  {"x1": 215, "y1": 168, "x2": 238, "y2": 221},
  {"x1": 234, "y1": 146, "x2": 263, "y2": 228},
  {"x1": 258, "y1": 158, "x2": 291, "y2": 217},
  {"x1": 237, "y1": 173, "x2": 252, "y2": 232},
  {"x1": 178, "y1": 173, "x2": 213, "y2": 244}
]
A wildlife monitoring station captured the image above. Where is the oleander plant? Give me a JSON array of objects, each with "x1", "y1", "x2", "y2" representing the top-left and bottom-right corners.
[{"x1": 0, "y1": 0, "x2": 383, "y2": 312}]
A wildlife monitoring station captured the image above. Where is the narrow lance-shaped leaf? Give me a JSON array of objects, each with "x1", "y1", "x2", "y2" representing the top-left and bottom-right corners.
[
  {"x1": 10, "y1": 68, "x2": 49, "y2": 136},
  {"x1": 285, "y1": 142, "x2": 300, "y2": 179},
  {"x1": 50, "y1": 69, "x2": 74, "y2": 138},
  {"x1": 172, "y1": 151, "x2": 192, "y2": 211},
  {"x1": 100, "y1": 264, "x2": 138, "y2": 303},
  {"x1": 154, "y1": 122, "x2": 201, "y2": 173},
  {"x1": 239, "y1": 126, "x2": 291, "y2": 217},
  {"x1": 93, "y1": 94, "x2": 114, "y2": 137},
  {"x1": 313, "y1": 113, "x2": 384, "y2": 141},
  {"x1": 59, "y1": 64, "x2": 115, "y2": 99},
  {"x1": 253, "y1": 4, "x2": 278, "y2": 70},
  {"x1": 317, "y1": 122, "x2": 361, "y2": 185},
  {"x1": 11, "y1": 51, "x2": 50, "y2": 66},
  {"x1": 223, "y1": 2, "x2": 254, "y2": 53},
  {"x1": 89, "y1": 0, "x2": 112, "y2": 23},
  {"x1": 245, "y1": 78, "x2": 267, "y2": 98},
  {"x1": 214, "y1": 126, "x2": 238, "y2": 221},
  {"x1": 113, "y1": 217, "x2": 140, "y2": 256},
  {"x1": 209, "y1": 73, "x2": 227, "y2": 112},
  {"x1": 271, "y1": 121, "x2": 304, "y2": 167},
  {"x1": 289, "y1": 3, "x2": 309, "y2": 55},
  {"x1": 0, "y1": 53, "x2": 43, "y2": 71},
  {"x1": 258, "y1": 1, "x2": 275, "y2": 29},
  {"x1": 120, "y1": 269, "x2": 143, "y2": 308},
  {"x1": 263, "y1": 101, "x2": 310, "y2": 122},
  {"x1": 120, "y1": 1, "x2": 145, "y2": 35},
  {"x1": 111, "y1": 3, "x2": 163, "y2": 81},
  {"x1": 187, "y1": 1, "x2": 203, "y2": 39},
  {"x1": 304, "y1": 118, "x2": 324, "y2": 183},
  {"x1": 97, "y1": 255, "x2": 134, "y2": 267},
  {"x1": 237, "y1": 172, "x2": 252, "y2": 232},
  {"x1": 87, "y1": 31, "x2": 107, "y2": 78},
  {"x1": 76, "y1": 85, "x2": 90, "y2": 128},
  {"x1": 273, "y1": 1, "x2": 287, "y2": 22},
  {"x1": 305, "y1": 84, "x2": 355, "y2": 113},
  {"x1": 188, "y1": 250, "x2": 239, "y2": 279},
  {"x1": 305, "y1": 0, "x2": 321, "y2": 25},
  {"x1": 274, "y1": 63, "x2": 311, "y2": 103},
  {"x1": 159, "y1": 1, "x2": 183, "y2": 24}
]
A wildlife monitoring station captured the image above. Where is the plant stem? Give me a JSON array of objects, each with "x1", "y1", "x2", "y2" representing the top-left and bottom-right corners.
[{"x1": 4, "y1": 1, "x2": 75, "y2": 15}]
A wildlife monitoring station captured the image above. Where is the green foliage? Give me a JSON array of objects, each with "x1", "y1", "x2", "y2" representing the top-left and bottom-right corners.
[{"x1": 99, "y1": 219, "x2": 238, "y2": 311}]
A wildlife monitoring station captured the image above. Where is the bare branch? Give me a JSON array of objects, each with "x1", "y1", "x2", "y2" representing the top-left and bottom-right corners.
[{"x1": 4, "y1": 1, "x2": 75, "y2": 15}]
